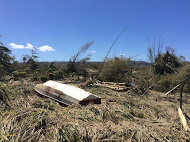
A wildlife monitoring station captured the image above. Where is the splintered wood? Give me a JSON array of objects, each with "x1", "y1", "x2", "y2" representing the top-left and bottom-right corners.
[{"x1": 94, "y1": 82, "x2": 131, "y2": 91}]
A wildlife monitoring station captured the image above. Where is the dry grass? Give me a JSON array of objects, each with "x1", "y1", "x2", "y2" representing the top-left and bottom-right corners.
[{"x1": 0, "y1": 81, "x2": 190, "y2": 141}]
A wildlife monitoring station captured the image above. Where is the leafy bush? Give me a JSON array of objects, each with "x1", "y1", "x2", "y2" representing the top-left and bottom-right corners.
[
  {"x1": 12, "y1": 70, "x2": 27, "y2": 78},
  {"x1": 152, "y1": 63, "x2": 190, "y2": 93},
  {"x1": 99, "y1": 57, "x2": 132, "y2": 82},
  {"x1": 154, "y1": 76, "x2": 171, "y2": 92},
  {"x1": 148, "y1": 46, "x2": 181, "y2": 75},
  {"x1": 42, "y1": 62, "x2": 64, "y2": 81},
  {"x1": 153, "y1": 48, "x2": 181, "y2": 74},
  {"x1": 0, "y1": 41, "x2": 12, "y2": 78},
  {"x1": 27, "y1": 58, "x2": 39, "y2": 71},
  {"x1": 40, "y1": 75, "x2": 49, "y2": 82}
]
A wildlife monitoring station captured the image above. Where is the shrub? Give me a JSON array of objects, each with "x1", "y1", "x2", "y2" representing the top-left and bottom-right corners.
[
  {"x1": 0, "y1": 65, "x2": 8, "y2": 79},
  {"x1": 153, "y1": 48, "x2": 181, "y2": 74},
  {"x1": 40, "y1": 75, "x2": 49, "y2": 82},
  {"x1": 27, "y1": 58, "x2": 39, "y2": 71},
  {"x1": 0, "y1": 41, "x2": 12, "y2": 78},
  {"x1": 148, "y1": 46, "x2": 181, "y2": 75},
  {"x1": 12, "y1": 70, "x2": 27, "y2": 78},
  {"x1": 42, "y1": 63, "x2": 64, "y2": 80},
  {"x1": 154, "y1": 76, "x2": 171, "y2": 92},
  {"x1": 99, "y1": 57, "x2": 132, "y2": 82},
  {"x1": 152, "y1": 63, "x2": 190, "y2": 93}
]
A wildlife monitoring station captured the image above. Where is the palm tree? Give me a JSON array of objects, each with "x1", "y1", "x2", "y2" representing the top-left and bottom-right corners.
[{"x1": 43, "y1": 62, "x2": 60, "y2": 79}]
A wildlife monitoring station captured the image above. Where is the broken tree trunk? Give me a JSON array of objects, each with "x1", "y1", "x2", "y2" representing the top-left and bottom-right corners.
[
  {"x1": 178, "y1": 76, "x2": 189, "y2": 131},
  {"x1": 178, "y1": 107, "x2": 190, "y2": 131}
]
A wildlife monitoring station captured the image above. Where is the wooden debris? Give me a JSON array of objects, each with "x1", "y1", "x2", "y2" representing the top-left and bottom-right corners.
[
  {"x1": 101, "y1": 82, "x2": 127, "y2": 85},
  {"x1": 93, "y1": 82, "x2": 131, "y2": 91},
  {"x1": 177, "y1": 76, "x2": 190, "y2": 131},
  {"x1": 164, "y1": 84, "x2": 180, "y2": 96},
  {"x1": 93, "y1": 81, "x2": 146, "y2": 93},
  {"x1": 77, "y1": 79, "x2": 93, "y2": 88},
  {"x1": 178, "y1": 107, "x2": 190, "y2": 131}
]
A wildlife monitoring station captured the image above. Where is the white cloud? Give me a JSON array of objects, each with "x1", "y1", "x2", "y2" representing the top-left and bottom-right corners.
[
  {"x1": 9, "y1": 43, "x2": 25, "y2": 49},
  {"x1": 38, "y1": 45, "x2": 55, "y2": 52},
  {"x1": 26, "y1": 43, "x2": 33, "y2": 49},
  {"x1": 9, "y1": 43, "x2": 55, "y2": 52},
  {"x1": 88, "y1": 50, "x2": 96, "y2": 53}
]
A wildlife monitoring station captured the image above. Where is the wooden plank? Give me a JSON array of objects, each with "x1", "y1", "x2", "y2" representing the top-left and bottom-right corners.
[
  {"x1": 94, "y1": 83, "x2": 131, "y2": 91},
  {"x1": 101, "y1": 82, "x2": 126, "y2": 86},
  {"x1": 165, "y1": 84, "x2": 180, "y2": 96},
  {"x1": 178, "y1": 107, "x2": 190, "y2": 131}
]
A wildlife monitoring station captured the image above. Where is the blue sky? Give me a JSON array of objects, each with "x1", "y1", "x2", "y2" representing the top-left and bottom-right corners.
[{"x1": 0, "y1": 0, "x2": 190, "y2": 61}]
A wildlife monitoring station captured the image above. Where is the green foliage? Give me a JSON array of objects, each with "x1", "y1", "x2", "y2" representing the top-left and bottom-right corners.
[
  {"x1": 41, "y1": 62, "x2": 64, "y2": 81},
  {"x1": 156, "y1": 78, "x2": 171, "y2": 92},
  {"x1": 147, "y1": 39, "x2": 181, "y2": 75},
  {"x1": 152, "y1": 63, "x2": 190, "y2": 92},
  {"x1": 89, "y1": 63, "x2": 99, "y2": 70},
  {"x1": 27, "y1": 58, "x2": 39, "y2": 71},
  {"x1": 12, "y1": 70, "x2": 27, "y2": 78},
  {"x1": 0, "y1": 65, "x2": 8, "y2": 78},
  {"x1": 40, "y1": 74, "x2": 49, "y2": 82},
  {"x1": 99, "y1": 56, "x2": 132, "y2": 82},
  {"x1": 2, "y1": 75, "x2": 12, "y2": 82},
  {"x1": 153, "y1": 48, "x2": 181, "y2": 74},
  {"x1": 0, "y1": 41, "x2": 12, "y2": 78},
  {"x1": 0, "y1": 43, "x2": 11, "y2": 67}
]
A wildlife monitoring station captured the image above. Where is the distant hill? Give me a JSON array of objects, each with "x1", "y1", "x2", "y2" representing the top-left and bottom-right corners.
[{"x1": 38, "y1": 61, "x2": 152, "y2": 67}]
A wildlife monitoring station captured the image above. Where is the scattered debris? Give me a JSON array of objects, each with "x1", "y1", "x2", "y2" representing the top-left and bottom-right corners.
[
  {"x1": 35, "y1": 80, "x2": 101, "y2": 106},
  {"x1": 149, "y1": 85, "x2": 154, "y2": 90},
  {"x1": 93, "y1": 82, "x2": 131, "y2": 91},
  {"x1": 90, "y1": 81, "x2": 147, "y2": 94}
]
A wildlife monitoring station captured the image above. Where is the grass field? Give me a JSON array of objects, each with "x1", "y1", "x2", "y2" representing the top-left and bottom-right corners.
[{"x1": 1, "y1": 81, "x2": 190, "y2": 142}]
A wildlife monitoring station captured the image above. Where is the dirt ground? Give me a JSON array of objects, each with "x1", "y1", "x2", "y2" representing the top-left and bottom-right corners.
[{"x1": 0, "y1": 81, "x2": 190, "y2": 141}]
